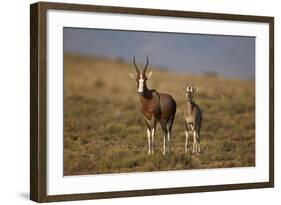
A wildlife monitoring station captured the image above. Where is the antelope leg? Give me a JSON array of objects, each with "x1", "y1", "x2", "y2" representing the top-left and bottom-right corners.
[
  {"x1": 185, "y1": 130, "x2": 189, "y2": 154},
  {"x1": 197, "y1": 132, "x2": 201, "y2": 153},
  {"x1": 192, "y1": 131, "x2": 197, "y2": 154},
  {"x1": 146, "y1": 128, "x2": 151, "y2": 155},
  {"x1": 151, "y1": 128, "x2": 155, "y2": 154},
  {"x1": 167, "y1": 131, "x2": 171, "y2": 153},
  {"x1": 163, "y1": 133, "x2": 166, "y2": 155}
]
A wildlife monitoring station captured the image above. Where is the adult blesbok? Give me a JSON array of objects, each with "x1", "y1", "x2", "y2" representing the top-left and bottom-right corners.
[
  {"x1": 183, "y1": 84, "x2": 202, "y2": 154},
  {"x1": 129, "y1": 56, "x2": 177, "y2": 155}
]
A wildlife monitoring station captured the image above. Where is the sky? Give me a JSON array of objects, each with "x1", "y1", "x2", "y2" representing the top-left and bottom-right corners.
[{"x1": 63, "y1": 27, "x2": 255, "y2": 79}]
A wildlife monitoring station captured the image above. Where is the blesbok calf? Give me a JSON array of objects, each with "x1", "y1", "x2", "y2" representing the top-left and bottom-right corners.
[
  {"x1": 129, "y1": 56, "x2": 177, "y2": 155},
  {"x1": 183, "y1": 84, "x2": 202, "y2": 154}
]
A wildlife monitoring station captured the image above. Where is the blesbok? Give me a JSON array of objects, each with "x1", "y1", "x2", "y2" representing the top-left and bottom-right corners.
[
  {"x1": 183, "y1": 84, "x2": 202, "y2": 154},
  {"x1": 129, "y1": 56, "x2": 177, "y2": 155}
]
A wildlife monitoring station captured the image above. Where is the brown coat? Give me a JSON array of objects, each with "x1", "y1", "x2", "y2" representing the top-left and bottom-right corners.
[{"x1": 140, "y1": 90, "x2": 176, "y2": 122}]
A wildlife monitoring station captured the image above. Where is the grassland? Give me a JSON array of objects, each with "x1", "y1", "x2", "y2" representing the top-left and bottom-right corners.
[{"x1": 63, "y1": 54, "x2": 255, "y2": 176}]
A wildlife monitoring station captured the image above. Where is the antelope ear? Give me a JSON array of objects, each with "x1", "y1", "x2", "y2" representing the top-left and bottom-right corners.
[
  {"x1": 129, "y1": 73, "x2": 136, "y2": 80},
  {"x1": 194, "y1": 87, "x2": 199, "y2": 92},
  {"x1": 146, "y1": 71, "x2": 152, "y2": 79}
]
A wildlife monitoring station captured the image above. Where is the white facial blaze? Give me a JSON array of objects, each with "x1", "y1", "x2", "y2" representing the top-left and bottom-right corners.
[{"x1": 138, "y1": 77, "x2": 144, "y2": 92}]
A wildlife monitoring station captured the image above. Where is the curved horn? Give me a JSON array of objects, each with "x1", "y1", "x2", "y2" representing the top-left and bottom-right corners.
[
  {"x1": 143, "y1": 55, "x2": 149, "y2": 74},
  {"x1": 133, "y1": 56, "x2": 140, "y2": 74}
]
